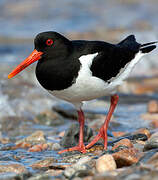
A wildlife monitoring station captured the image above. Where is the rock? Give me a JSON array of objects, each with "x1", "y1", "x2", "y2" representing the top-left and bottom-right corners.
[
  {"x1": 116, "y1": 165, "x2": 158, "y2": 180},
  {"x1": 93, "y1": 174, "x2": 116, "y2": 180},
  {"x1": 16, "y1": 131, "x2": 46, "y2": 145},
  {"x1": 145, "y1": 152, "x2": 158, "y2": 169},
  {"x1": 64, "y1": 156, "x2": 92, "y2": 178},
  {"x1": 27, "y1": 173, "x2": 52, "y2": 180},
  {"x1": 0, "y1": 161, "x2": 27, "y2": 174},
  {"x1": 30, "y1": 157, "x2": 56, "y2": 169},
  {"x1": 34, "y1": 110, "x2": 65, "y2": 126},
  {"x1": 134, "y1": 128, "x2": 151, "y2": 139},
  {"x1": 150, "y1": 119, "x2": 158, "y2": 128},
  {"x1": 60, "y1": 123, "x2": 93, "y2": 148},
  {"x1": 147, "y1": 100, "x2": 158, "y2": 113},
  {"x1": 144, "y1": 132, "x2": 158, "y2": 151},
  {"x1": 28, "y1": 143, "x2": 48, "y2": 152},
  {"x1": 77, "y1": 156, "x2": 92, "y2": 165},
  {"x1": 123, "y1": 133, "x2": 148, "y2": 141},
  {"x1": 87, "y1": 144, "x2": 104, "y2": 154},
  {"x1": 96, "y1": 154, "x2": 116, "y2": 173},
  {"x1": 112, "y1": 131, "x2": 126, "y2": 137},
  {"x1": 112, "y1": 139, "x2": 133, "y2": 151},
  {"x1": 64, "y1": 164, "x2": 88, "y2": 178},
  {"x1": 112, "y1": 148, "x2": 142, "y2": 168},
  {"x1": 58, "y1": 131, "x2": 65, "y2": 137},
  {"x1": 46, "y1": 169, "x2": 63, "y2": 177},
  {"x1": 12, "y1": 142, "x2": 32, "y2": 150},
  {"x1": 51, "y1": 143, "x2": 61, "y2": 151}
]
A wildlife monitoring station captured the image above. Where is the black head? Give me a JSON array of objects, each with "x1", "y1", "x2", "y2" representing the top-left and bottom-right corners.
[
  {"x1": 34, "y1": 31, "x2": 72, "y2": 57},
  {"x1": 8, "y1": 31, "x2": 72, "y2": 79}
]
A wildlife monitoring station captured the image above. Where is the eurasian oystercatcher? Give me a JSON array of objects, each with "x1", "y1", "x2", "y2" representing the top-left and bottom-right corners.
[{"x1": 8, "y1": 31, "x2": 157, "y2": 154}]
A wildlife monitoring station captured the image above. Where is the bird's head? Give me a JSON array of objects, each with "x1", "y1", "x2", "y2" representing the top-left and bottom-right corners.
[{"x1": 8, "y1": 31, "x2": 70, "y2": 79}]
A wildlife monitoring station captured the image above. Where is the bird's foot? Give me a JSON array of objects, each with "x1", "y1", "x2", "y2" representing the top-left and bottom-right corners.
[
  {"x1": 86, "y1": 127, "x2": 107, "y2": 150},
  {"x1": 58, "y1": 144, "x2": 86, "y2": 154}
]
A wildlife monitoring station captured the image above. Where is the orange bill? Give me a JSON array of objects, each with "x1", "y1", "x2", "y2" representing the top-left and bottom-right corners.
[{"x1": 8, "y1": 49, "x2": 43, "y2": 79}]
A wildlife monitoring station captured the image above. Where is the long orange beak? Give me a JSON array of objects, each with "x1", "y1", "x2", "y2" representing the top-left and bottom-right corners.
[{"x1": 8, "y1": 49, "x2": 43, "y2": 79}]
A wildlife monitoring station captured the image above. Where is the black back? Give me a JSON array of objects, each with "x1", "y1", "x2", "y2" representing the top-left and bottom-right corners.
[{"x1": 90, "y1": 35, "x2": 141, "y2": 82}]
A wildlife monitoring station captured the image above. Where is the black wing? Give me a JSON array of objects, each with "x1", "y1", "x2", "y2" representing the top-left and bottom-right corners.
[{"x1": 90, "y1": 35, "x2": 141, "y2": 82}]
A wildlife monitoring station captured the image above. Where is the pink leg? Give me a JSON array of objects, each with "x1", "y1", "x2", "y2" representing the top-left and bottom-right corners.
[
  {"x1": 58, "y1": 109, "x2": 86, "y2": 154},
  {"x1": 86, "y1": 94, "x2": 119, "y2": 150}
]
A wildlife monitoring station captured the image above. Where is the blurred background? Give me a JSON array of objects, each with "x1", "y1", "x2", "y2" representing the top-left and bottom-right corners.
[
  {"x1": 0, "y1": 0, "x2": 158, "y2": 178},
  {"x1": 0, "y1": 0, "x2": 158, "y2": 72}
]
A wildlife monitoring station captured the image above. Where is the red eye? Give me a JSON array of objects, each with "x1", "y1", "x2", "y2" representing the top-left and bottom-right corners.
[{"x1": 46, "y1": 39, "x2": 53, "y2": 46}]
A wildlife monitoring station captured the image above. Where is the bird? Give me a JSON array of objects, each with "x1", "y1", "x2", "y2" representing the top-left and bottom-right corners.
[{"x1": 8, "y1": 31, "x2": 157, "y2": 154}]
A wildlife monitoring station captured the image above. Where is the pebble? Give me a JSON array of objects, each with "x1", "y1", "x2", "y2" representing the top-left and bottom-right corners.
[
  {"x1": 16, "y1": 131, "x2": 46, "y2": 145},
  {"x1": 96, "y1": 154, "x2": 117, "y2": 173},
  {"x1": 112, "y1": 138, "x2": 133, "y2": 151},
  {"x1": 147, "y1": 100, "x2": 158, "y2": 113},
  {"x1": 112, "y1": 131, "x2": 126, "y2": 137},
  {"x1": 12, "y1": 141, "x2": 32, "y2": 149},
  {"x1": 0, "y1": 161, "x2": 27, "y2": 174},
  {"x1": 46, "y1": 169, "x2": 63, "y2": 177},
  {"x1": 28, "y1": 143, "x2": 48, "y2": 152},
  {"x1": 51, "y1": 143, "x2": 61, "y2": 151},
  {"x1": 133, "y1": 128, "x2": 151, "y2": 139},
  {"x1": 144, "y1": 132, "x2": 158, "y2": 151},
  {"x1": 112, "y1": 148, "x2": 142, "y2": 168},
  {"x1": 30, "y1": 157, "x2": 56, "y2": 169},
  {"x1": 64, "y1": 164, "x2": 88, "y2": 178},
  {"x1": 64, "y1": 156, "x2": 92, "y2": 178},
  {"x1": 146, "y1": 152, "x2": 158, "y2": 168}
]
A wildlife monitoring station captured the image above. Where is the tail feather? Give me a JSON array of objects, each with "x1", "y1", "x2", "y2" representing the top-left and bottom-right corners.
[{"x1": 140, "y1": 41, "x2": 158, "y2": 53}]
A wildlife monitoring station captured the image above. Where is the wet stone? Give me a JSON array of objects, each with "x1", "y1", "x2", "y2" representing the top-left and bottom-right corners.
[
  {"x1": 112, "y1": 131, "x2": 126, "y2": 137},
  {"x1": 30, "y1": 157, "x2": 56, "y2": 169},
  {"x1": 46, "y1": 169, "x2": 63, "y2": 177},
  {"x1": 147, "y1": 100, "x2": 158, "y2": 113},
  {"x1": 27, "y1": 173, "x2": 52, "y2": 180},
  {"x1": 51, "y1": 143, "x2": 61, "y2": 151},
  {"x1": 28, "y1": 143, "x2": 48, "y2": 152},
  {"x1": 112, "y1": 148, "x2": 142, "y2": 168},
  {"x1": 0, "y1": 161, "x2": 27, "y2": 174},
  {"x1": 64, "y1": 156, "x2": 92, "y2": 178},
  {"x1": 60, "y1": 123, "x2": 93, "y2": 148},
  {"x1": 145, "y1": 152, "x2": 158, "y2": 169},
  {"x1": 112, "y1": 138, "x2": 133, "y2": 151},
  {"x1": 96, "y1": 154, "x2": 116, "y2": 173},
  {"x1": 16, "y1": 130, "x2": 46, "y2": 145},
  {"x1": 133, "y1": 128, "x2": 151, "y2": 139},
  {"x1": 123, "y1": 133, "x2": 148, "y2": 141},
  {"x1": 144, "y1": 132, "x2": 158, "y2": 151},
  {"x1": 117, "y1": 165, "x2": 158, "y2": 180}
]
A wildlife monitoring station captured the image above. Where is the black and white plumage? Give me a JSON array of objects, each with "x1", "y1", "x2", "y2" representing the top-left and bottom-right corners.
[
  {"x1": 35, "y1": 32, "x2": 156, "y2": 108},
  {"x1": 8, "y1": 31, "x2": 157, "y2": 153}
]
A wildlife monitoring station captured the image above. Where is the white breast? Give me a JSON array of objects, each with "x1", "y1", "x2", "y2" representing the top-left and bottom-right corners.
[{"x1": 49, "y1": 52, "x2": 144, "y2": 105}]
